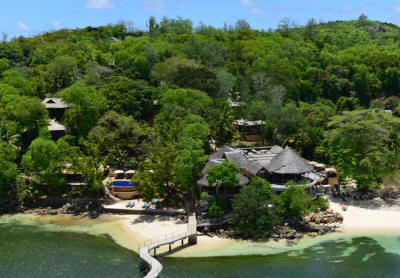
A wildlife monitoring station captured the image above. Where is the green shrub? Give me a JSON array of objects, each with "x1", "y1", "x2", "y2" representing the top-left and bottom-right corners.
[
  {"x1": 209, "y1": 203, "x2": 224, "y2": 217},
  {"x1": 275, "y1": 184, "x2": 311, "y2": 217},
  {"x1": 231, "y1": 177, "x2": 280, "y2": 238},
  {"x1": 200, "y1": 192, "x2": 208, "y2": 200},
  {"x1": 310, "y1": 195, "x2": 329, "y2": 212},
  {"x1": 209, "y1": 193, "x2": 226, "y2": 210}
]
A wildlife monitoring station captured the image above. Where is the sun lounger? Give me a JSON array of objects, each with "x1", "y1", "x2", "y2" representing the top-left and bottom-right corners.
[
  {"x1": 126, "y1": 202, "x2": 131, "y2": 208},
  {"x1": 142, "y1": 202, "x2": 147, "y2": 208},
  {"x1": 130, "y1": 202, "x2": 135, "y2": 208}
]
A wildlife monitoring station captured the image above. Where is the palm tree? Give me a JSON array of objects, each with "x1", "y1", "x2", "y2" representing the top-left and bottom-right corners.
[{"x1": 0, "y1": 122, "x2": 20, "y2": 147}]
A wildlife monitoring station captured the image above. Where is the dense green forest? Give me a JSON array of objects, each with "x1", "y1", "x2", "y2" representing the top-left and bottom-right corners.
[{"x1": 2, "y1": 16, "x2": 400, "y2": 203}]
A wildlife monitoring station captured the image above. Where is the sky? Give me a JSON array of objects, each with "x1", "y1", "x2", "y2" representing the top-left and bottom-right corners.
[{"x1": 2, "y1": 0, "x2": 400, "y2": 38}]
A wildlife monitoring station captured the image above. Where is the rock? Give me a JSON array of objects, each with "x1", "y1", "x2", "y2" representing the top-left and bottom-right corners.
[
  {"x1": 322, "y1": 217, "x2": 329, "y2": 224},
  {"x1": 308, "y1": 232, "x2": 317, "y2": 238},
  {"x1": 287, "y1": 231, "x2": 296, "y2": 239},
  {"x1": 304, "y1": 223, "x2": 332, "y2": 234},
  {"x1": 271, "y1": 233, "x2": 280, "y2": 239},
  {"x1": 334, "y1": 212, "x2": 344, "y2": 222},
  {"x1": 287, "y1": 240, "x2": 295, "y2": 246},
  {"x1": 295, "y1": 233, "x2": 303, "y2": 239},
  {"x1": 326, "y1": 208, "x2": 334, "y2": 214},
  {"x1": 48, "y1": 209, "x2": 58, "y2": 215},
  {"x1": 341, "y1": 205, "x2": 347, "y2": 211}
]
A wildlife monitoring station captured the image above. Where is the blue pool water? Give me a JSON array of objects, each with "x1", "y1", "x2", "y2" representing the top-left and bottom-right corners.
[{"x1": 112, "y1": 180, "x2": 137, "y2": 187}]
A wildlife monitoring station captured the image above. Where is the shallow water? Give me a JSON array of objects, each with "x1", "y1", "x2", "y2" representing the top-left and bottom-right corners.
[
  {"x1": 1, "y1": 221, "x2": 400, "y2": 278},
  {"x1": 0, "y1": 222, "x2": 143, "y2": 278},
  {"x1": 160, "y1": 236, "x2": 400, "y2": 278}
]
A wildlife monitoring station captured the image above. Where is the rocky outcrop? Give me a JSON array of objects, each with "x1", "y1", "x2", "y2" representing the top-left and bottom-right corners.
[{"x1": 8, "y1": 198, "x2": 104, "y2": 218}]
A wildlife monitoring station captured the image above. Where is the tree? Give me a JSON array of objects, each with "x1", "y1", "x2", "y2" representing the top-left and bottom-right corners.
[
  {"x1": 318, "y1": 110, "x2": 400, "y2": 190},
  {"x1": 133, "y1": 138, "x2": 178, "y2": 202},
  {"x1": 0, "y1": 142, "x2": 19, "y2": 197},
  {"x1": 275, "y1": 183, "x2": 311, "y2": 217},
  {"x1": 1, "y1": 94, "x2": 48, "y2": 144},
  {"x1": 173, "y1": 137, "x2": 207, "y2": 211},
  {"x1": 62, "y1": 85, "x2": 107, "y2": 137},
  {"x1": 22, "y1": 138, "x2": 65, "y2": 193},
  {"x1": 1, "y1": 70, "x2": 35, "y2": 96},
  {"x1": 0, "y1": 58, "x2": 9, "y2": 74},
  {"x1": 45, "y1": 56, "x2": 78, "y2": 92},
  {"x1": 88, "y1": 111, "x2": 152, "y2": 169},
  {"x1": 206, "y1": 160, "x2": 239, "y2": 190},
  {"x1": 151, "y1": 57, "x2": 218, "y2": 96},
  {"x1": 231, "y1": 177, "x2": 279, "y2": 238},
  {"x1": 100, "y1": 76, "x2": 155, "y2": 120},
  {"x1": 358, "y1": 13, "x2": 368, "y2": 21}
]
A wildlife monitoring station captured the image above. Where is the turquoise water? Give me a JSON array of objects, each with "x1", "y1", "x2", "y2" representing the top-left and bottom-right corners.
[
  {"x1": 1, "y1": 222, "x2": 400, "y2": 278},
  {"x1": 161, "y1": 236, "x2": 400, "y2": 277}
]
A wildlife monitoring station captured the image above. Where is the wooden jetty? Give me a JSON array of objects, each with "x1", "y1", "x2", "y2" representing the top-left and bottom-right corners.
[{"x1": 139, "y1": 214, "x2": 197, "y2": 278}]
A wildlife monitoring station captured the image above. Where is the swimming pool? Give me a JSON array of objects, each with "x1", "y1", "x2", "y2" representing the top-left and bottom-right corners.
[{"x1": 112, "y1": 180, "x2": 137, "y2": 187}]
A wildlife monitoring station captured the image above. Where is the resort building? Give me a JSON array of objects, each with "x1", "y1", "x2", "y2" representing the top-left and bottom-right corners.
[
  {"x1": 233, "y1": 119, "x2": 265, "y2": 142},
  {"x1": 48, "y1": 119, "x2": 67, "y2": 140},
  {"x1": 42, "y1": 98, "x2": 69, "y2": 121},
  {"x1": 197, "y1": 145, "x2": 329, "y2": 198},
  {"x1": 42, "y1": 98, "x2": 69, "y2": 140}
]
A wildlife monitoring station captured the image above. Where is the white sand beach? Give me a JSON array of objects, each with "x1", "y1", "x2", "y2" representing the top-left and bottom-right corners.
[
  {"x1": 2, "y1": 198, "x2": 400, "y2": 258},
  {"x1": 329, "y1": 198, "x2": 400, "y2": 233}
]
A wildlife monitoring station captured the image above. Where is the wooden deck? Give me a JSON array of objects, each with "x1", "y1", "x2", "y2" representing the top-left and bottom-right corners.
[{"x1": 139, "y1": 214, "x2": 197, "y2": 278}]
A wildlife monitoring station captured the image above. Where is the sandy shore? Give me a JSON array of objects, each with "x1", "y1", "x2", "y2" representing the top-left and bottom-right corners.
[
  {"x1": 329, "y1": 198, "x2": 400, "y2": 233},
  {"x1": 118, "y1": 197, "x2": 400, "y2": 257},
  {"x1": 1, "y1": 198, "x2": 400, "y2": 258}
]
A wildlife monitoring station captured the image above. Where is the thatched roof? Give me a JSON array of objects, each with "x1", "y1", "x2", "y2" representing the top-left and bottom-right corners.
[
  {"x1": 225, "y1": 151, "x2": 264, "y2": 176},
  {"x1": 209, "y1": 146, "x2": 236, "y2": 160},
  {"x1": 269, "y1": 145, "x2": 284, "y2": 154},
  {"x1": 197, "y1": 173, "x2": 249, "y2": 187},
  {"x1": 266, "y1": 147, "x2": 312, "y2": 175}
]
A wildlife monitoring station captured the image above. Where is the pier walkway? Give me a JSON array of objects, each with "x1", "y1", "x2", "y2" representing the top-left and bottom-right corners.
[{"x1": 138, "y1": 214, "x2": 197, "y2": 278}]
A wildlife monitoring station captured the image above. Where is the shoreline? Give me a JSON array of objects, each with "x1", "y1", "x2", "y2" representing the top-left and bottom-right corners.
[{"x1": 1, "y1": 199, "x2": 400, "y2": 258}]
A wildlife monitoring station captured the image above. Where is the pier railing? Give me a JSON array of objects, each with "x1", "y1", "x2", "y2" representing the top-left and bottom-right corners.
[{"x1": 138, "y1": 214, "x2": 197, "y2": 278}]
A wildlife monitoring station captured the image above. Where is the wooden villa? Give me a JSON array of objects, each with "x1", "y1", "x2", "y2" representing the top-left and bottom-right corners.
[
  {"x1": 42, "y1": 98, "x2": 69, "y2": 140},
  {"x1": 42, "y1": 98, "x2": 69, "y2": 121},
  {"x1": 233, "y1": 119, "x2": 265, "y2": 142}
]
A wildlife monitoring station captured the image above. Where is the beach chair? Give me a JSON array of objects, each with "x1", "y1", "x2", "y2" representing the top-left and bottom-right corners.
[
  {"x1": 130, "y1": 202, "x2": 135, "y2": 208},
  {"x1": 126, "y1": 202, "x2": 131, "y2": 208},
  {"x1": 142, "y1": 202, "x2": 147, "y2": 208}
]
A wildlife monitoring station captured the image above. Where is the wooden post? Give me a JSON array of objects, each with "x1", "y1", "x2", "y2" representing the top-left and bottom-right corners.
[
  {"x1": 188, "y1": 235, "x2": 197, "y2": 245},
  {"x1": 181, "y1": 239, "x2": 184, "y2": 247},
  {"x1": 154, "y1": 248, "x2": 156, "y2": 256},
  {"x1": 169, "y1": 244, "x2": 171, "y2": 253}
]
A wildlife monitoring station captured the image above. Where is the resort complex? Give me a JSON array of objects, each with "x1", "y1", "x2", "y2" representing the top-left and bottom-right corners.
[
  {"x1": 197, "y1": 145, "x2": 335, "y2": 198},
  {"x1": 2, "y1": 6, "x2": 400, "y2": 278}
]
